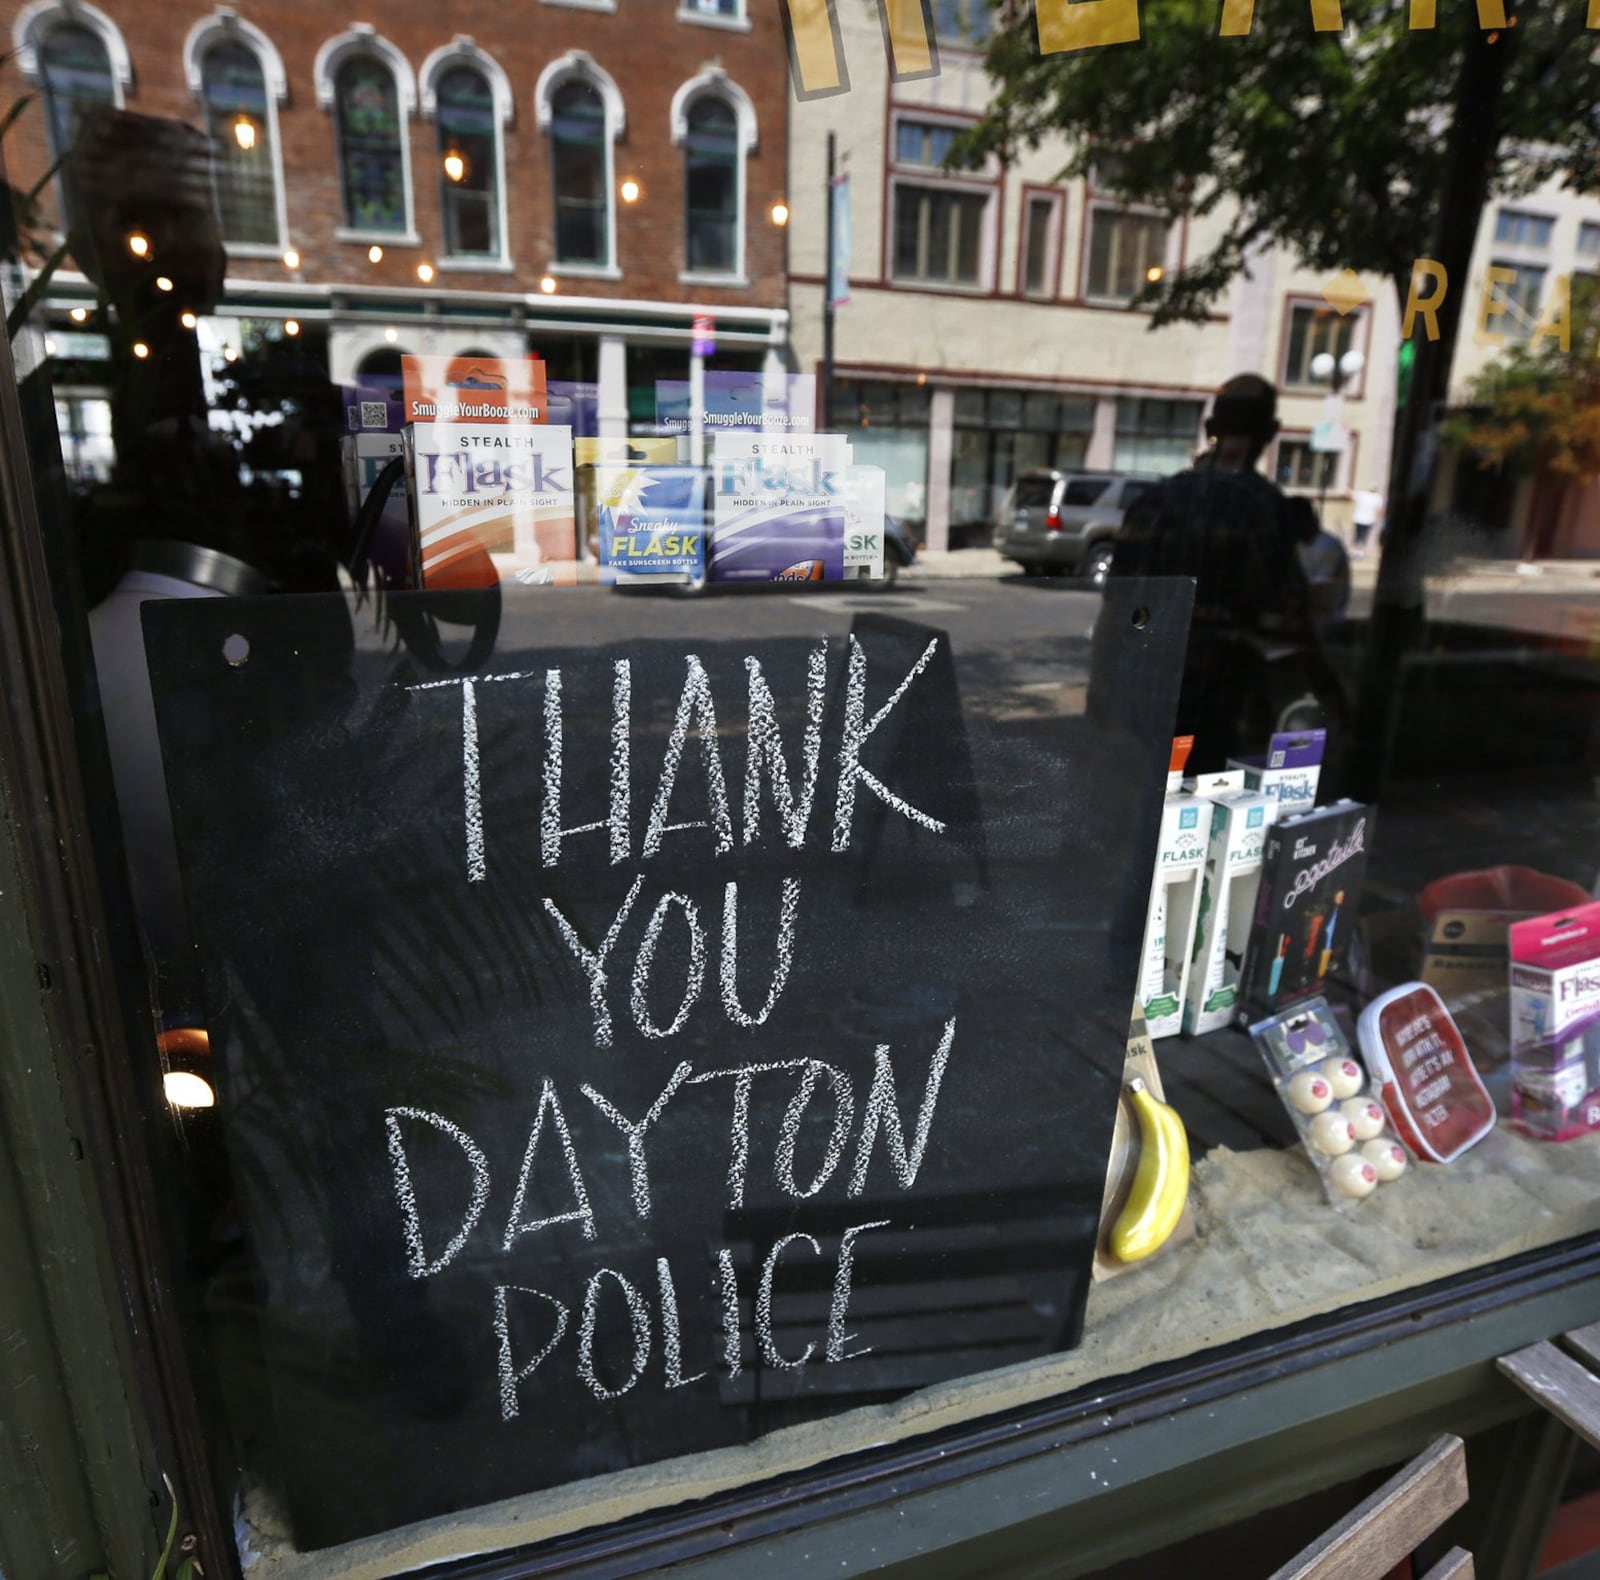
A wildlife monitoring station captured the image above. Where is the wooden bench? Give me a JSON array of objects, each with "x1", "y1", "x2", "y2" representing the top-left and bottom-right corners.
[
  {"x1": 1497, "y1": 1320, "x2": 1600, "y2": 1454},
  {"x1": 1268, "y1": 1434, "x2": 1473, "y2": 1580}
]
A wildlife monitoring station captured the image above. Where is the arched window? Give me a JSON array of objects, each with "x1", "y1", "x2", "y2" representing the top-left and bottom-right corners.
[
  {"x1": 335, "y1": 56, "x2": 406, "y2": 235},
  {"x1": 551, "y1": 81, "x2": 608, "y2": 267},
  {"x1": 436, "y1": 65, "x2": 499, "y2": 259},
  {"x1": 356, "y1": 346, "x2": 406, "y2": 378},
  {"x1": 200, "y1": 38, "x2": 279, "y2": 245},
  {"x1": 683, "y1": 96, "x2": 738, "y2": 275},
  {"x1": 37, "y1": 22, "x2": 115, "y2": 162},
  {"x1": 671, "y1": 70, "x2": 754, "y2": 280}
]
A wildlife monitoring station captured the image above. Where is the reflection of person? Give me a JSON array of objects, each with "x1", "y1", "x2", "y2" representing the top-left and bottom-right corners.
[
  {"x1": 1351, "y1": 488, "x2": 1384, "y2": 556},
  {"x1": 1107, "y1": 374, "x2": 1325, "y2": 770},
  {"x1": 1290, "y1": 495, "x2": 1352, "y2": 632}
]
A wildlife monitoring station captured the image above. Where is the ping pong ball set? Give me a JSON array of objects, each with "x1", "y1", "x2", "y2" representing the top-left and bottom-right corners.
[{"x1": 1252, "y1": 999, "x2": 1411, "y2": 1203}]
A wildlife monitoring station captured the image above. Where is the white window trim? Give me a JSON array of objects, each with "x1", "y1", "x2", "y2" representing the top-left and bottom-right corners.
[
  {"x1": 419, "y1": 36, "x2": 513, "y2": 268},
  {"x1": 676, "y1": 2, "x2": 752, "y2": 31},
  {"x1": 1081, "y1": 198, "x2": 1177, "y2": 307},
  {"x1": 536, "y1": 50, "x2": 625, "y2": 274},
  {"x1": 543, "y1": 0, "x2": 617, "y2": 10},
  {"x1": 886, "y1": 172, "x2": 996, "y2": 294},
  {"x1": 313, "y1": 26, "x2": 419, "y2": 245},
  {"x1": 670, "y1": 68, "x2": 756, "y2": 282},
  {"x1": 182, "y1": 8, "x2": 290, "y2": 252},
  {"x1": 12, "y1": 0, "x2": 131, "y2": 98},
  {"x1": 1019, "y1": 189, "x2": 1064, "y2": 300}
]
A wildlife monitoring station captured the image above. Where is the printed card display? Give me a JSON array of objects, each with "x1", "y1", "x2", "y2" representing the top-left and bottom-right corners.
[
  {"x1": 657, "y1": 371, "x2": 818, "y2": 434},
  {"x1": 1509, "y1": 902, "x2": 1600, "y2": 1140},
  {"x1": 341, "y1": 383, "x2": 414, "y2": 588},
  {"x1": 710, "y1": 432, "x2": 849, "y2": 584},
  {"x1": 843, "y1": 464, "x2": 887, "y2": 580}
]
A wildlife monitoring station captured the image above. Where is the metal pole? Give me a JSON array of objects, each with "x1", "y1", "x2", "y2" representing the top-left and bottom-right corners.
[{"x1": 822, "y1": 131, "x2": 835, "y2": 431}]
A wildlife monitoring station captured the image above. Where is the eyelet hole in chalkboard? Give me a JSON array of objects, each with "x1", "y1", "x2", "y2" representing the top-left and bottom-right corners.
[
  {"x1": 1131, "y1": 606, "x2": 1150, "y2": 630},
  {"x1": 222, "y1": 633, "x2": 251, "y2": 667}
]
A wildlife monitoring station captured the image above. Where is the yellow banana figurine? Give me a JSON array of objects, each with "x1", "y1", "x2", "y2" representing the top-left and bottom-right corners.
[{"x1": 1110, "y1": 1078, "x2": 1190, "y2": 1263}]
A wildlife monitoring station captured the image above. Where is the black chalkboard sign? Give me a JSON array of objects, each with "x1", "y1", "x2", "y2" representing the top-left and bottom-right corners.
[{"x1": 144, "y1": 582, "x2": 1189, "y2": 1549}]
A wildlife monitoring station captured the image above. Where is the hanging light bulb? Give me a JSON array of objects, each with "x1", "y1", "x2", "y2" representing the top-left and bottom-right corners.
[
  {"x1": 180, "y1": 311, "x2": 198, "y2": 330},
  {"x1": 770, "y1": 201, "x2": 790, "y2": 227},
  {"x1": 155, "y1": 275, "x2": 174, "y2": 293},
  {"x1": 443, "y1": 149, "x2": 467, "y2": 183},
  {"x1": 132, "y1": 341, "x2": 150, "y2": 359},
  {"x1": 416, "y1": 262, "x2": 435, "y2": 284},
  {"x1": 619, "y1": 177, "x2": 641, "y2": 204},
  {"x1": 126, "y1": 231, "x2": 150, "y2": 258},
  {"x1": 283, "y1": 318, "x2": 301, "y2": 337},
  {"x1": 283, "y1": 248, "x2": 300, "y2": 270},
  {"x1": 383, "y1": 326, "x2": 399, "y2": 344},
  {"x1": 234, "y1": 114, "x2": 256, "y2": 152},
  {"x1": 539, "y1": 275, "x2": 557, "y2": 295},
  {"x1": 69, "y1": 306, "x2": 88, "y2": 323},
  {"x1": 164, "y1": 1070, "x2": 216, "y2": 1109},
  {"x1": 368, "y1": 243, "x2": 384, "y2": 263}
]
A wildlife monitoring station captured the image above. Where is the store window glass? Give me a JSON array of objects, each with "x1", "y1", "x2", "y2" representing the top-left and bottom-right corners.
[
  {"x1": 9, "y1": 2, "x2": 1600, "y2": 1578},
  {"x1": 333, "y1": 56, "x2": 407, "y2": 235},
  {"x1": 436, "y1": 64, "x2": 500, "y2": 258},
  {"x1": 551, "y1": 80, "x2": 610, "y2": 266},
  {"x1": 1113, "y1": 396, "x2": 1202, "y2": 472},
  {"x1": 199, "y1": 38, "x2": 280, "y2": 246},
  {"x1": 683, "y1": 93, "x2": 738, "y2": 273}
]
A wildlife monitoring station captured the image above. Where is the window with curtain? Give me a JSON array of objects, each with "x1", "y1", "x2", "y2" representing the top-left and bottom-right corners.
[
  {"x1": 37, "y1": 23, "x2": 115, "y2": 163},
  {"x1": 684, "y1": 95, "x2": 738, "y2": 274},
  {"x1": 551, "y1": 80, "x2": 608, "y2": 266},
  {"x1": 335, "y1": 56, "x2": 406, "y2": 234},
  {"x1": 437, "y1": 65, "x2": 499, "y2": 258},
  {"x1": 200, "y1": 39, "x2": 279, "y2": 245}
]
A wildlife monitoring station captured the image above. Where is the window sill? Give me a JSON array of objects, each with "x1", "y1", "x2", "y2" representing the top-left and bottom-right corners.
[
  {"x1": 888, "y1": 275, "x2": 988, "y2": 296},
  {"x1": 336, "y1": 228, "x2": 421, "y2": 248},
  {"x1": 224, "y1": 241, "x2": 289, "y2": 260},
  {"x1": 679, "y1": 270, "x2": 751, "y2": 288},
  {"x1": 542, "y1": 0, "x2": 618, "y2": 10},
  {"x1": 550, "y1": 262, "x2": 623, "y2": 281},
  {"x1": 676, "y1": 7, "x2": 753, "y2": 29},
  {"x1": 436, "y1": 257, "x2": 516, "y2": 274}
]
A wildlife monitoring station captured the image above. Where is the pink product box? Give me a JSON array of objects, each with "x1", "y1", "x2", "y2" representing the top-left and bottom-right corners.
[{"x1": 1509, "y1": 901, "x2": 1600, "y2": 1141}]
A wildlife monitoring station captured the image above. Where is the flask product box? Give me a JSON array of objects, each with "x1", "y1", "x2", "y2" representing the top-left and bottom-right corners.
[
  {"x1": 1509, "y1": 902, "x2": 1600, "y2": 1140},
  {"x1": 1228, "y1": 728, "x2": 1326, "y2": 821},
  {"x1": 1237, "y1": 800, "x2": 1375, "y2": 1025},
  {"x1": 1138, "y1": 790, "x2": 1209, "y2": 1038},
  {"x1": 1358, "y1": 982, "x2": 1496, "y2": 1161},
  {"x1": 1183, "y1": 789, "x2": 1273, "y2": 1035}
]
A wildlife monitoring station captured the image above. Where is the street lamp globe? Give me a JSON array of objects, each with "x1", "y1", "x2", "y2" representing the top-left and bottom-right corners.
[
  {"x1": 1338, "y1": 349, "x2": 1366, "y2": 380},
  {"x1": 1309, "y1": 351, "x2": 1337, "y2": 381}
]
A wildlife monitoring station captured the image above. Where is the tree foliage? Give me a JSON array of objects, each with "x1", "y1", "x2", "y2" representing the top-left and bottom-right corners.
[
  {"x1": 1447, "y1": 284, "x2": 1600, "y2": 479},
  {"x1": 960, "y1": 0, "x2": 1600, "y2": 326}
]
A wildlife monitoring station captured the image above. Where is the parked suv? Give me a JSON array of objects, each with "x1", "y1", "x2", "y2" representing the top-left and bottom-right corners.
[{"x1": 994, "y1": 470, "x2": 1160, "y2": 587}]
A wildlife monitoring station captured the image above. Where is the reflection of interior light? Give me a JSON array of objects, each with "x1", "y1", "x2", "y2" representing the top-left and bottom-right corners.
[
  {"x1": 155, "y1": 275, "x2": 174, "y2": 292},
  {"x1": 283, "y1": 248, "x2": 300, "y2": 270},
  {"x1": 69, "y1": 306, "x2": 88, "y2": 322},
  {"x1": 443, "y1": 149, "x2": 467, "y2": 183},
  {"x1": 233, "y1": 114, "x2": 256, "y2": 151},
  {"x1": 180, "y1": 311, "x2": 198, "y2": 330},
  {"x1": 416, "y1": 262, "x2": 435, "y2": 283},
  {"x1": 44, "y1": 337, "x2": 57, "y2": 356},
  {"x1": 539, "y1": 275, "x2": 557, "y2": 295},
  {"x1": 383, "y1": 325, "x2": 399, "y2": 343},
  {"x1": 224, "y1": 346, "x2": 239, "y2": 361},
  {"x1": 1145, "y1": 265, "x2": 1165, "y2": 283},
  {"x1": 132, "y1": 341, "x2": 150, "y2": 359},
  {"x1": 368, "y1": 243, "x2": 384, "y2": 263},
  {"x1": 916, "y1": 370, "x2": 927, "y2": 385},
  {"x1": 127, "y1": 231, "x2": 150, "y2": 258},
  {"x1": 620, "y1": 177, "x2": 641, "y2": 204},
  {"x1": 770, "y1": 201, "x2": 790, "y2": 227},
  {"x1": 284, "y1": 318, "x2": 300, "y2": 337},
  {"x1": 164, "y1": 1070, "x2": 215, "y2": 1109}
]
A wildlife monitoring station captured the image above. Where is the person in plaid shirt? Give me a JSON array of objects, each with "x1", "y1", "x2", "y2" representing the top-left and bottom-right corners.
[{"x1": 1108, "y1": 375, "x2": 1331, "y2": 769}]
